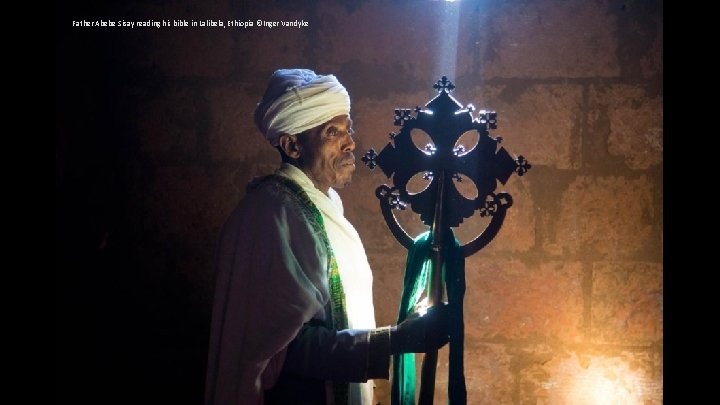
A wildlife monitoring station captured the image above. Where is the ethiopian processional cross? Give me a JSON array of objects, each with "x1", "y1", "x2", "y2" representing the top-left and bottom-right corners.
[{"x1": 362, "y1": 77, "x2": 531, "y2": 405}]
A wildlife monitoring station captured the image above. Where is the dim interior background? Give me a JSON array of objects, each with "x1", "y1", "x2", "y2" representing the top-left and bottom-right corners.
[{"x1": 56, "y1": 0, "x2": 662, "y2": 403}]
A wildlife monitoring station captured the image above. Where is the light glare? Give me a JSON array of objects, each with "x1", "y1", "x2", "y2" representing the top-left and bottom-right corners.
[{"x1": 568, "y1": 358, "x2": 646, "y2": 404}]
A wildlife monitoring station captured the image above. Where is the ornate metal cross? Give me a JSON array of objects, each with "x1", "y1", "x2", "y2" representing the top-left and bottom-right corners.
[{"x1": 362, "y1": 77, "x2": 530, "y2": 404}]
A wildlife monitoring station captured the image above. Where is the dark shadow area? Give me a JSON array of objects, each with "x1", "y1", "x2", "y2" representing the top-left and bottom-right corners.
[{"x1": 56, "y1": 2, "x2": 209, "y2": 403}]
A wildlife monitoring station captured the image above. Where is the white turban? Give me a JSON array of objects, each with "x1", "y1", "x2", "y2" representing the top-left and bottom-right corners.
[{"x1": 254, "y1": 69, "x2": 351, "y2": 146}]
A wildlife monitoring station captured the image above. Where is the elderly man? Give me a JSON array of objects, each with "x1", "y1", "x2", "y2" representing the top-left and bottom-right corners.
[{"x1": 204, "y1": 69, "x2": 448, "y2": 405}]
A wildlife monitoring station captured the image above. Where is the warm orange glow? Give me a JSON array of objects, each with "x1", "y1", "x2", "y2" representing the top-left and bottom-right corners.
[
  {"x1": 536, "y1": 354, "x2": 660, "y2": 404},
  {"x1": 566, "y1": 357, "x2": 646, "y2": 404}
]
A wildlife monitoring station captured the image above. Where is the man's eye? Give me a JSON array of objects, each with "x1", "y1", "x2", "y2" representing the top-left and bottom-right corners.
[{"x1": 327, "y1": 128, "x2": 338, "y2": 136}]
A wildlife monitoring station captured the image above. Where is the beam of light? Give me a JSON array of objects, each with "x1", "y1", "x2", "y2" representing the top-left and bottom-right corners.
[{"x1": 433, "y1": 0, "x2": 461, "y2": 84}]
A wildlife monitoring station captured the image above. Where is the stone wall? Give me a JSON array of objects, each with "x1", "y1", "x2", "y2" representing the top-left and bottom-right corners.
[{"x1": 56, "y1": 0, "x2": 662, "y2": 403}]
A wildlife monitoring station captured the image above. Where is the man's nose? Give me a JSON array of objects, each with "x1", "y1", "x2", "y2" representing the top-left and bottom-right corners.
[{"x1": 342, "y1": 133, "x2": 356, "y2": 152}]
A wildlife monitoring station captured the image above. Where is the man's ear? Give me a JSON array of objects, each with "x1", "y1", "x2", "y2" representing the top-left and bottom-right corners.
[{"x1": 278, "y1": 134, "x2": 301, "y2": 159}]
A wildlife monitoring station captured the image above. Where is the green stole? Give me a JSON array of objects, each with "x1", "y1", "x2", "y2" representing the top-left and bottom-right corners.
[
  {"x1": 391, "y1": 231, "x2": 467, "y2": 405},
  {"x1": 250, "y1": 174, "x2": 349, "y2": 405}
]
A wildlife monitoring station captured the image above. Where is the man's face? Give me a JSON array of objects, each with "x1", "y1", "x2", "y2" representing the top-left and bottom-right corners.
[{"x1": 296, "y1": 114, "x2": 356, "y2": 192}]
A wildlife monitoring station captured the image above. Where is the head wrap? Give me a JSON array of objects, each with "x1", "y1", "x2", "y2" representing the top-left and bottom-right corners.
[{"x1": 254, "y1": 68, "x2": 351, "y2": 146}]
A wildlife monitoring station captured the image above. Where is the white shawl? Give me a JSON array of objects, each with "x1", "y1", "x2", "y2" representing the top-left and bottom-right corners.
[
  {"x1": 277, "y1": 163, "x2": 376, "y2": 405},
  {"x1": 205, "y1": 163, "x2": 377, "y2": 405}
]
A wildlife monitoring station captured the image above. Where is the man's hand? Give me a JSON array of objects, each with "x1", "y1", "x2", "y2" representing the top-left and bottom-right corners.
[{"x1": 390, "y1": 302, "x2": 450, "y2": 354}]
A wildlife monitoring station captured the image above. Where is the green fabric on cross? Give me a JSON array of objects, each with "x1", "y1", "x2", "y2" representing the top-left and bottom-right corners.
[{"x1": 391, "y1": 231, "x2": 467, "y2": 405}]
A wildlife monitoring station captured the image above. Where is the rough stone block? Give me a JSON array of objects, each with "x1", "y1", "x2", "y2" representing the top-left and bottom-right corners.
[
  {"x1": 543, "y1": 175, "x2": 658, "y2": 259},
  {"x1": 464, "y1": 344, "x2": 514, "y2": 404},
  {"x1": 311, "y1": 2, "x2": 444, "y2": 86},
  {"x1": 365, "y1": 244, "x2": 407, "y2": 327},
  {"x1": 474, "y1": 176, "x2": 535, "y2": 253},
  {"x1": 479, "y1": 0, "x2": 620, "y2": 78},
  {"x1": 350, "y1": 90, "x2": 434, "y2": 149},
  {"x1": 590, "y1": 85, "x2": 663, "y2": 170},
  {"x1": 464, "y1": 259, "x2": 584, "y2": 342},
  {"x1": 614, "y1": 2, "x2": 663, "y2": 80},
  {"x1": 591, "y1": 261, "x2": 663, "y2": 345},
  {"x1": 640, "y1": 19, "x2": 663, "y2": 79},
  {"x1": 458, "y1": 84, "x2": 583, "y2": 170}
]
